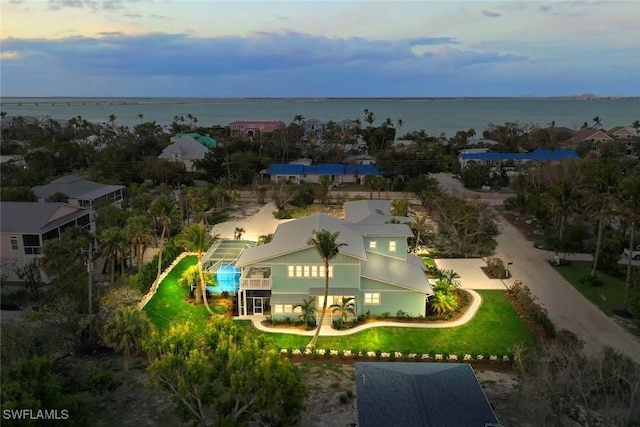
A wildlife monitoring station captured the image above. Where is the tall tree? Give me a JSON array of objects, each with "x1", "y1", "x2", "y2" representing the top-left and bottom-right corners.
[
  {"x1": 150, "y1": 195, "x2": 180, "y2": 282},
  {"x1": 177, "y1": 223, "x2": 220, "y2": 316},
  {"x1": 101, "y1": 307, "x2": 153, "y2": 372},
  {"x1": 125, "y1": 214, "x2": 153, "y2": 272},
  {"x1": 592, "y1": 116, "x2": 603, "y2": 129},
  {"x1": 99, "y1": 226, "x2": 127, "y2": 285},
  {"x1": 582, "y1": 161, "x2": 621, "y2": 277},
  {"x1": 410, "y1": 211, "x2": 432, "y2": 253},
  {"x1": 306, "y1": 230, "x2": 346, "y2": 348},
  {"x1": 145, "y1": 319, "x2": 305, "y2": 427},
  {"x1": 617, "y1": 174, "x2": 640, "y2": 307}
]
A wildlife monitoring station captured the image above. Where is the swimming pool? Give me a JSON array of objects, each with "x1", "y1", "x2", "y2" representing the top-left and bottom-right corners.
[{"x1": 206, "y1": 263, "x2": 241, "y2": 294}]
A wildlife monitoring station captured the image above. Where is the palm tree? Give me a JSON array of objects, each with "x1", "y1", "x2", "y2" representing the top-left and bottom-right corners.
[
  {"x1": 178, "y1": 264, "x2": 213, "y2": 304},
  {"x1": 429, "y1": 292, "x2": 458, "y2": 317},
  {"x1": 330, "y1": 296, "x2": 355, "y2": 322},
  {"x1": 631, "y1": 120, "x2": 640, "y2": 136},
  {"x1": 293, "y1": 114, "x2": 305, "y2": 125},
  {"x1": 363, "y1": 109, "x2": 375, "y2": 127},
  {"x1": 150, "y1": 196, "x2": 180, "y2": 281},
  {"x1": 410, "y1": 211, "x2": 432, "y2": 253},
  {"x1": 99, "y1": 227, "x2": 127, "y2": 285},
  {"x1": 582, "y1": 161, "x2": 621, "y2": 277},
  {"x1": 391, "y1": 199, "x2": 409, "y2": 216},
  {"x1": 396, "y1": 119, "x2": 404, "y2": 139},
  {"x1": 234, "y1": 227, "x2": 245, "y2": 240},
  {"x1": 616, "y1": 175, "x2": 640, "y2": 307},
  {"x1": 592, "y1": 116, "x2": 602, "y2": 129},
  {"x1": 306, "y1": 229, "x2": 347, "y2": 348},
  {"x1": 101, "y1": 307, "x2": 153, "y2": 372},
  {"x1": 294, "y1": 297, "x2": 317, "y2": 329},
  {"x1": 125, "y1": 215, "x2": 153, "y2": 272},
  {"x1": 177, "y1": 223, "x2": 220, "y2": 316}
]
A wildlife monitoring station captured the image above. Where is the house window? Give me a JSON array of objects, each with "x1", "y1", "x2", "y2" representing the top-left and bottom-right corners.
[
  {"x1": 319, "y1": 266, "x2": 334, "y2": 278},
  {"x1": 273, "y1": 305, "x2": 283, "y2": 314},
  {"x1": 296, "y1": 266, "x2": 302, "y2": 277},
  {"x1": 369, "y1": 241, "x2": 377, "y2": 249},
  {"x1": 10, "y1": 237, "x2": 18, "y2": 251},
  {"x1": 283, "y1": 304, "x2": 293, "y2": 313},
  {"x1": 311, "y1": 266, "x2": 318, "y2": 277},
  {"x1": 288, "y1": 266, "x2": 294, "y2": 277},
  {"x1": 293, "y1": 305, "x2": 302, "y2": 314},
  {"x1": 364, "y1": 293, "x2": 380, "y2": 305},
  {"x1": 23, "y1": 234, "x2": 41, "y2": 255},
  {"x1": 389, "y1": 241, "x2": 397, "y2": 252},
  {"x1": 303, "y1": 266, "x2": 310, "y2": 277}
]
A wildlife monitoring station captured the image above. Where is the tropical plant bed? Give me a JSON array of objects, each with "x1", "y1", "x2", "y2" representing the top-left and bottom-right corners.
[
  {"x1": 480, "y1": 266, "x2": 512, "y2": 280},
  {"x1": 259, "y1": 291, "x2": 473, "y2": 332},
  {"x1": 243, "y1": 291, "x2": 536, "y2": 355}
]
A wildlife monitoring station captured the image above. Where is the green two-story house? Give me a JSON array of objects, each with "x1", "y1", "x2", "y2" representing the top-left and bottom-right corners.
[{"x1": 235, "y1": 200, "x2": 433, "y2": 319}]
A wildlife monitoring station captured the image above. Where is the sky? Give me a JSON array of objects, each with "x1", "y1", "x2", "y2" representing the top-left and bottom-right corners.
[{"x1": 1, "y1": 0, "x2": 639, "y2": 97}]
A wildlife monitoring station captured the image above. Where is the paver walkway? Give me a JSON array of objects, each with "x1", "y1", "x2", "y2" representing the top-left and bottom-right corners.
[{"x1": 244, "y1": 290, "x2": 482, "y2": 336}]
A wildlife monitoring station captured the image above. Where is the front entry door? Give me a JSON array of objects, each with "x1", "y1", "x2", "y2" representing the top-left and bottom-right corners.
[{"x1": 253, "y1": 297, "x2": 263, "y2": 315}]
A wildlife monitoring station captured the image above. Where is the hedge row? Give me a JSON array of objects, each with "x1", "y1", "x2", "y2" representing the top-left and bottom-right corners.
[
  {"x1": 135, "y1": 240, "x2": 184, "y2": 293},
  {"x1": 279, "y1": 348, "x2": 513, "y2": 363}
]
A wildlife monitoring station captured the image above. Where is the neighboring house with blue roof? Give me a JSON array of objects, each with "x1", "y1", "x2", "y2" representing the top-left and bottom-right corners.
[
  {"x1": 458, "y1": 149, "x2": 579, "y2": 169},
  {"x1": 0, "y1": 201, "x2": 93, "y2": 283},
  {"x1": 234, "y1": 200, "x2": 433, "y2": 318},
  {"x1": 355, "y1": 362, "x2": 500, "y2": 427},
  {"x1": 268, "y1": 163, "x2": 383, "y2": 185}
]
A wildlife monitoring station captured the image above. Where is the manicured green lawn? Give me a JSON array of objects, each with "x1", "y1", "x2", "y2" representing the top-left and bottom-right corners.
[
  {"x1": 420, "y1": 256, "x2": 436, "y2": 267},
  {"x1": 553, "y1": 262, "x2": 627, "y2": 317},
  {"x1": 143, "y1": 255, "x2": 226, "y2": 331},
  {"x1": 240, "y1": 290, "x2": 536, "y2": 355}
]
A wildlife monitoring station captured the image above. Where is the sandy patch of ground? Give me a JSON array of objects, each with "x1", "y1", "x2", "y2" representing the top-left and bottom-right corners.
[
  {"x1": 210, "y1": 201, "x2": 291, "y2": 241},
  {"x1": 298, "y1": 362, "x2": 529, "y2": 427}
]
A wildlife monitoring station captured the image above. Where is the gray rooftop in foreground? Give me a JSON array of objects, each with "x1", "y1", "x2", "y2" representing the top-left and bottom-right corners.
[
  {"x1": 355, "y1": 362, "x2": 499, "y2": 427},
  {"x1": 32, "y1": 175, "x2": 124, "y2": 201},
  {"x1": 0, "y1": 201, "x2": 88, "y2": 234}
]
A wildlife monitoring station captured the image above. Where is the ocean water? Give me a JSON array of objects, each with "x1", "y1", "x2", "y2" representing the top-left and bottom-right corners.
[{"x1": 1, "y1": 97, "x2": 638, "y2": 138}]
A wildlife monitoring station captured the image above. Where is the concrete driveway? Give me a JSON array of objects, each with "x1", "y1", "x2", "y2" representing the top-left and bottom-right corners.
[
  {"x1": 434, "y1": 172, "x2": 640, "y2": 362},
  {"x1": 493, "y1": 215, "x2": 640, "y2": 362},
  {"x1": 434, "y1": 258, "x2": 508, "y2": 290}
]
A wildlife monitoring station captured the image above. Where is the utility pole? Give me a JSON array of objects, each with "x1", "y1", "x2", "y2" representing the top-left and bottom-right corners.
[{"x1": 87, "y1": 241, "x2": 93, "y2": 317}]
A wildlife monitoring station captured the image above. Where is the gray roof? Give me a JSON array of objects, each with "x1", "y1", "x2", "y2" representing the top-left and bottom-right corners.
[
  {"x1": 32, "y1": 175, "x2": 124, "y2": 201},
  {"x1": 0, "y1": 202, "x2": 89, "y2": 234},
  {"x1": 355, "y1": 363, "x2": 499, "y2": 427},
  {"x1": 361, "y1": 252, "x2": 432, "y2": 294},
  {"x1": 158, "y1": 135, "x2": 209, "y2": 160},
  {"x1": 235, "y1": 214, "x2": 367, "y2": 266},
  {"x1": 343, "y1": 199, "x2": 411, "y2": 224}
]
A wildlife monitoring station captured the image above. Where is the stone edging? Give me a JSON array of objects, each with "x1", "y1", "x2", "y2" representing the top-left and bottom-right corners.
[{"x1": 138, "y1": 252, "x2": 195, "y2": 309}]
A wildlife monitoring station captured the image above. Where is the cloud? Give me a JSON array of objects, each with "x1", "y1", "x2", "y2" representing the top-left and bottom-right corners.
[
  {"x1": 1, "y1": 30, "x2": 637, "y2": 97},
  {"x1": 482, "y1": 10, "x2": 501, "y2": 18}
]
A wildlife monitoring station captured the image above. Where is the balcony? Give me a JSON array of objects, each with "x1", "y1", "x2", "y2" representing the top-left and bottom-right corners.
[{"x1": 240, "y1": 267, "x2": 272, "y2": 290}]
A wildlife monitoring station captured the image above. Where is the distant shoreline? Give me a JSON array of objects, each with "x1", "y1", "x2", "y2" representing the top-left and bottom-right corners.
[{"x1": 2, "y1": 96, "x2": 638, "y2": 107}]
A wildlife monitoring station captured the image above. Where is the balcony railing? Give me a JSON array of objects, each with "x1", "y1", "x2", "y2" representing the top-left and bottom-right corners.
[{"x1": 240, "y1": 277, "x2": 272, "y2": 290}]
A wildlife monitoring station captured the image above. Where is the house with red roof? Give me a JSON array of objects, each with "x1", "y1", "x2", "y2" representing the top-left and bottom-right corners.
[{"x1": 228, "y1": 120, "x2": 286, "y2": 139}]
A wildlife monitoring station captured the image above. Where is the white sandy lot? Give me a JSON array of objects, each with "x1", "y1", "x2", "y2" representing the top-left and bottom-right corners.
[
  {"x1": 210, "y1": 202, "x2": 292, "y2": 242},
  {"x1": 434, "y1": 258, "x2": 508, "y2": 290}
]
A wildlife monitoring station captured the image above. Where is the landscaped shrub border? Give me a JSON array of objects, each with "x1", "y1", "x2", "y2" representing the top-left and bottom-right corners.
[
  {"x1": 279, "y1": 348, "x2": 513, "y2": 363},
  {"x1": 506, "y1": 280, "x2": 556, "y2": 339},
  {"x1": 135, "y1": 239, "x2": 184, "y2": 294},
  {"x1": 138, "y1": 250, "x2": 192, "y2": 309}
]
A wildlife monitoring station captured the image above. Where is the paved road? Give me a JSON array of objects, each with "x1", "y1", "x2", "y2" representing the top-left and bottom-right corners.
[{"x1": 434, "y1": 173, "x2": 640, "y2": 362}]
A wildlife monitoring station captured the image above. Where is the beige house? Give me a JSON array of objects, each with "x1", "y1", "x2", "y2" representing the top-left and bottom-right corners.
[
  {"x1": 158, "y1": 135, "x2": 209, "y2": 171},
  {"x1": 0, "y1": 202, "x2": 93, "y2": 282}
]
